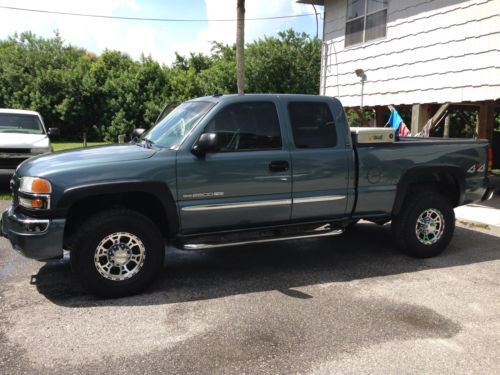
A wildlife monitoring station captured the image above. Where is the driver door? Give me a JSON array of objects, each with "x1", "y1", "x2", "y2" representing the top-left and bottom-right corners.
[{"x1": 176, "y1": 100, "x2": 292, "y2": 234}]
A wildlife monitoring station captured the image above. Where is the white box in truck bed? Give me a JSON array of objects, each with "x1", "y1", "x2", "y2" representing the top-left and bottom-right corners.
[{"x1": 350, "y1": 127, "x2": 395, "y2": 144}]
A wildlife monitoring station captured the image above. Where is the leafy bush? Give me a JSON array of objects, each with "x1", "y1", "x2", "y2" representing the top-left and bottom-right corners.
[{"x1": 0, "y1": 30, "x2": 321, "y2": 142}]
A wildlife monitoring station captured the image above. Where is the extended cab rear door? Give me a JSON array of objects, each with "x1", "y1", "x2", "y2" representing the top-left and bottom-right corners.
[
  {"x1": 176, "y1": 98, "x2": 292, "y2": 234},
  {"x1": 283, "y1": 98, "x2": 351, "y2": 221}
]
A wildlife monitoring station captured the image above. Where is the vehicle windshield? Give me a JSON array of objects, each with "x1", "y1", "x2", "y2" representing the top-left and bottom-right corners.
[
  {"x1": 0, "y1": 113, "x2": 44, "y2": 134},
  {"x1": 144, "y1": 101, "x2": 214, "y2": 148}
]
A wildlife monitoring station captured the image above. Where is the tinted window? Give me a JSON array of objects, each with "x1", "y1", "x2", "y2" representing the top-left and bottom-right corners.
[
  {"x1": 205, "y1": 102, "x2": 282, "y2": 152},
  {"x1": 288, "y1": 102, "x2": 337, "y2": 148}
]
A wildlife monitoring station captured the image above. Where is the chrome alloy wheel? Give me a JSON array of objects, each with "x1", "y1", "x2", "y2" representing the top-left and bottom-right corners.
[
  {"x1": 415, "y1": 208, "x2": 445, "y2": 245},
  {"x1": 94, "y1": 232, "x2": 146, "y2": 281}
]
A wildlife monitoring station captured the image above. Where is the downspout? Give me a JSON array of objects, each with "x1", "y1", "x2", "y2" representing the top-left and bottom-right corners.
[
  {"x1": 314, "y1": 3, "x2": 328, "y2": 96},
  {"x1": 322, "y1": 42, "x2": 328, "y2": 96}
]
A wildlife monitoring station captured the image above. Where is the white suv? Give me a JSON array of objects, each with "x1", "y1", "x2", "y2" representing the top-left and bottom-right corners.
[{"x1": 0, "y1": 109, "x2": 59, "y2": 177}]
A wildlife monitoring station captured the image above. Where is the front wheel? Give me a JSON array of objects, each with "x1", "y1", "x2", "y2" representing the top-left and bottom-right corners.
[
  {"x1": 70, "y1": 209, "x2": 165, "y2": 298},
  {"x1": 391, "y1": 192, "x2": 455, "y2": 258}
]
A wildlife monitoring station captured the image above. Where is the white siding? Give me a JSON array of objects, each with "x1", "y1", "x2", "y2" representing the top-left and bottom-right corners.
[{"x1": 321, "y1": 0, "x2": 500, "y2": 107}]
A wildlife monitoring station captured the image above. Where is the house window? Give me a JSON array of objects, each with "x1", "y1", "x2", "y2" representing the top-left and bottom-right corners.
[{"x1": 345, "y1": 0, "x2": 387, "y2": 47}]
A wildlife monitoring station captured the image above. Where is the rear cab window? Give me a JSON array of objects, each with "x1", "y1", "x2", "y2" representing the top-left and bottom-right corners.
[
  {"x1": 205, "y1": 101, "x2": 282, "y2": 152},
  {"x1": 288, "y1": 102, "x2": 337, "y2": 148}
]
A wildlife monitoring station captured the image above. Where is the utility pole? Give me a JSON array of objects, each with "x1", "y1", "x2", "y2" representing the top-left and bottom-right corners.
[{"x1": 236, "y1": 0, "x2": 245, "y2": 95}]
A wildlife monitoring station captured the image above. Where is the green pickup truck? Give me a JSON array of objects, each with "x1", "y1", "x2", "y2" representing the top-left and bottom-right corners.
[{"x1": 1, "y1": 94, "x2": 497, "y2": 297}]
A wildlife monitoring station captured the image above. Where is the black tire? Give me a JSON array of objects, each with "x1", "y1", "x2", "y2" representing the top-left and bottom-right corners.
[
  {"x1": 70, "y1": 209, "x2": 165, "y2": 298},
  {"x1": 345, "y1": 219, "x2": 360, "y2": 231},
  {"x1": 391, "y1": 192, "x2": 455, "y2": 258}
]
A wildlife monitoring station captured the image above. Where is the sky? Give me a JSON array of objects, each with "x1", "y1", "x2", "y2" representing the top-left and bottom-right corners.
[{"x1": 0, "y1": 0, "x2": 324, "y2": 65}]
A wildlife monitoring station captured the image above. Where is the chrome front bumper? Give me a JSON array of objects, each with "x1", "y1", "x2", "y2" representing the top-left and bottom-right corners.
[{"x1": 1, "y1": 206, "x2": 65, "y2": 260}]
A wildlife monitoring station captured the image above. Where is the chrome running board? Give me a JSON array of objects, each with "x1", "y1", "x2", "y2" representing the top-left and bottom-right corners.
[{"x1": 179, "y1": 225, "x2": 344, "y2": 250}]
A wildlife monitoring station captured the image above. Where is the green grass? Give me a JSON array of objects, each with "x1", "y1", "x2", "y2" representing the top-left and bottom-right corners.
[
  {"x1": 52, "y1": 142, "x2": 108, "y2": 152},
  {"x1": 0, "y1": 192, "x2": 11, "y2": 200}
]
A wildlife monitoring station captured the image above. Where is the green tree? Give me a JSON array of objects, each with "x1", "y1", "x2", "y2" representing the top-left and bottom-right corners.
[
  {"x1": 246, "y1": 30, "x2": 322, "y2": 94},
  {"x1": 0, "y1": 29, "x2": 323, "y2": 142}
]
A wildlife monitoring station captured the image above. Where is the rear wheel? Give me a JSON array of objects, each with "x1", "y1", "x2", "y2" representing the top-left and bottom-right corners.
[
  {"x1": 391, "y1": 192, "x2": 455, "y2": 258},
  {"x1": 70, "y1": 209, "x2": 165, "y2": 298}
]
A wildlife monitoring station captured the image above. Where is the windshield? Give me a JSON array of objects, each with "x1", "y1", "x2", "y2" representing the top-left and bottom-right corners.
[
  {"x1": 144, "y1": 101, "x2": 214, "y2": 148},
  {"x1": 0, "y1": 113, "x2": 44, "y2": 134}
]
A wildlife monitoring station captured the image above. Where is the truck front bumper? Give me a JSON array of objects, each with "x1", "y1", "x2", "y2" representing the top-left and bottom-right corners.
[
  {"x1": 0, "y1": 206, "x2": 65, "y2": 260},
  {"x1": 482, "y1": 175, "x2": 500, "y2": 201}
]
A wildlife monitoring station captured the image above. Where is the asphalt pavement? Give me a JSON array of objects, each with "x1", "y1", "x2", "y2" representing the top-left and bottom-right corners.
[{"x1": 1, "y1": 199, "x2": 499, "y2": 374}]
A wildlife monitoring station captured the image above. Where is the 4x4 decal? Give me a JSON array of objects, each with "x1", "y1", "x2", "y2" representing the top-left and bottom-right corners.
[{"x1": 467, "y1": 163, "x2": 485, "y2": 174}]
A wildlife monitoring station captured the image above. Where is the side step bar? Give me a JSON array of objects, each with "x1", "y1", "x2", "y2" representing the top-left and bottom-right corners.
[{"x1": 178, "y1": 224, "x2": 344, "y2": 250}]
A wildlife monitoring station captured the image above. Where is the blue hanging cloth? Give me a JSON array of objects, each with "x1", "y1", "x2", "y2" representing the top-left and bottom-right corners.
[{"x1": 387, "y1": 108, "x2": 404, "y2": 131}]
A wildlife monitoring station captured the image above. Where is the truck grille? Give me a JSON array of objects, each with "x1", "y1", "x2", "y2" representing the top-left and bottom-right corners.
[
  {"x1": 0, "y1": 148, "x2": 31, "y2": 153},
  {"x1": 0, "y1": 158, "x2": 28, "y2": 170}
]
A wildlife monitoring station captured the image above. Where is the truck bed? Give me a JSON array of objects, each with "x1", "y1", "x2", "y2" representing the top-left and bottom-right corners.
[{"x1": 352, "y1": 137, "x2": 489, "y2": 218}]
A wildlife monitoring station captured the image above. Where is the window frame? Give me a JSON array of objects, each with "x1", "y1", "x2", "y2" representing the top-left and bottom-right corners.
[
  {"x1": 203, "y1": 101, "x2": 284, "y2": 154},
  {"x1": 345, "y1": 0, "x2": 388, "y2": 47}
]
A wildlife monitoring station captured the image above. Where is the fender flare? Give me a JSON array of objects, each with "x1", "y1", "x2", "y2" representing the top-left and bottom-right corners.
[
  {"x1": 57, "y1": 180, "x2": 179, "y2": 236},
  {"x1": 392, "y1": 165, "x2": 465, "y2": 216}
]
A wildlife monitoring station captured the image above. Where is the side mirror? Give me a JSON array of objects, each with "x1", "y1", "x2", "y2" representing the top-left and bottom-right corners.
[
  {"x1": 47, "y1": 128, "x2": 60, "y2": 137},
  {"x1": 191, "y1": 133, "x2": 218, "y2": 158},
  {"x1": 132, "y1": 128, "x2": 146, "y2": 138}
]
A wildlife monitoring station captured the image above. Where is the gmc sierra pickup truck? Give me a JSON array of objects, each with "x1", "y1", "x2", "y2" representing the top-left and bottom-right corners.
[{"x1": 1, "y1": 94, "x2": 497, "y2": 297}]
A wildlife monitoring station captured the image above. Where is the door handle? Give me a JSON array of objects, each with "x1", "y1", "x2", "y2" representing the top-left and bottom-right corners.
[{"x1": 269, "y1": 160, "x2": 289, "y2": 172}]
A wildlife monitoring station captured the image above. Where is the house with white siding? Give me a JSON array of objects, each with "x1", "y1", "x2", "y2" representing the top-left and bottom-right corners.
[{"x1": 299, "y1": 0, "x2": 500, "y2": 143}]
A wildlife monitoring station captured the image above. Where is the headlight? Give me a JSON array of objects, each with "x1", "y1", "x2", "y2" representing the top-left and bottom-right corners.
[
  {"x1": 31, "y1": 147, "x2": 51, "y2": 154},
  {"x1": 18, "y1": 177, "x2": 52, "y2": 209},
  {"x1": 19, "y1": 177, "x2": 52, "y2": 194}
]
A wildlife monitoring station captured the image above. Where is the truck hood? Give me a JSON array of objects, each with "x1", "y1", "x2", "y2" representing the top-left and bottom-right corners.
[
  {"x1": 16, "y1": 144, "x2": 158, "y2": 177},
  {"x1": 0, "y1": 133, "x2": 48, "y2": 148}
]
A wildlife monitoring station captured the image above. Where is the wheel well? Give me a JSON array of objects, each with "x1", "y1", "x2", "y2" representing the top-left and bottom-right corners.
[
  {"x1": 63, "y1": 192, "x2": 170, "y2": 250},
  {"x1": 393, "y1": 170, "x2": 463, "y2": 216}
]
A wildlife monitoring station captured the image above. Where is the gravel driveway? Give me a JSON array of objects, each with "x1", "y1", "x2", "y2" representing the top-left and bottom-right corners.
[{"x1": 1, "y1": 200, "x2": 499, "y2": 374}]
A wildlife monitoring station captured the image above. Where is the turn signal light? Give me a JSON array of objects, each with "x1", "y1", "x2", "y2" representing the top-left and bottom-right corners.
[
  {"x1": 19, "y1": 196, "x2": 48, "y2": 209},
  {"x1": 32, "y1": 178, "x2": 51, "y2": 194},
  {"x1": 30, "y1": 199, "x2": 45, "y2": 209}
]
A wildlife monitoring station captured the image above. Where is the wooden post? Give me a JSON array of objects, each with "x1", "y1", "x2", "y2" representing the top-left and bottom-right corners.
[
  {"x1": 374, "y1": 106, "x2": 386, "y2": 128},
  {"x1": 420, "y1": 103, "x2": 450, "y2": 137},
  {"x1": 477, "y1": 101, "x2": 495, "y2": 141},
  {"x1": 411, "y1": 104, "x2": 430, "y2": 135},
  {"x1": 443, "y1": 114, "x2": 450, "y2": 138}
]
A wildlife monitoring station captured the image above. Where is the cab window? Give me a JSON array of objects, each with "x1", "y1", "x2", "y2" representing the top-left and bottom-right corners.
[
  {"x1": 288, "y1": 102, "x2": 337, "y2": 148},
  {"x1": 205, "y1": 102, "x2": 282, "y2": 152}
]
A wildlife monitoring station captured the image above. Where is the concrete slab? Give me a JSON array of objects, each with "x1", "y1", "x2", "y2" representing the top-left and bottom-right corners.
[{"x1": 455, "y1": 196, "x2": 500, "y2": 229}]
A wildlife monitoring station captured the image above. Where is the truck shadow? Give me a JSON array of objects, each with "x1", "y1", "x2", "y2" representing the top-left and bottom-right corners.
[{"x1": 33, "y1": 223, "x2": 500, "y2": 307}]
